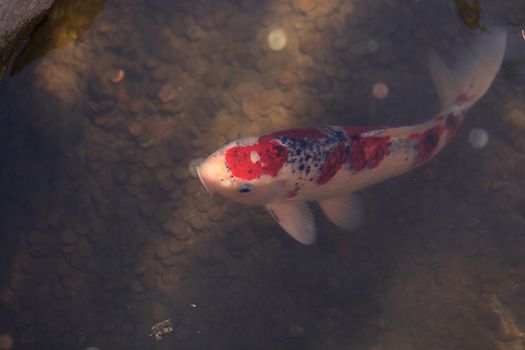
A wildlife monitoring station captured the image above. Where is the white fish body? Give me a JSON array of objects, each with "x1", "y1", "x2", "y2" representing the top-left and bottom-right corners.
[{"x1": 198, "y1": 27, "x2": 507, "y2": 244}]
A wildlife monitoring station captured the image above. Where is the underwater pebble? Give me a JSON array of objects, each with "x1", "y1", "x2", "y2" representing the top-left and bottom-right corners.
[
  {"x1": 293, "y1": 0, "x2": 316, "y2": 13},
  {"x1": 0, "y1": 334, "x2": 13, "y2": 350},
  {"x1": 156, "y1": 169, "x2": 176, "y2": 191},
  {"x1": 61, "y1": 230, "x2": 79, "y2": 244},
  {"x1": 372, "y1": 82, "x2": 389, "y2": 99},
  {"x1": 187, "y1": 25, "x2": 203, "y2": 41},
  {"x1": 131, "y1": 279, "x2": 144, "y2": 292},
  {"x1": 128, "y1": 99, "x2": 145, "y2": 113},
  {"x1": 161, "y1": 255, "x2": 179, "y2": 267},
  {"x1": 155, "y1": 243, "x2": 171, "y2": 259},
  {"x1": 190, "y1": 138, "x2": 207, "y2": 148},
  {"x1": 188, "y1": 158, "x2": 204, "y2": 178},
  {"x1": 204, "y1": 69, "x2": 222, "y2": 87},
  {"x1": 168, "y1": 238, "x2": 185, "y2": 254},
  {"x1": 195, "y1": 195, "x2": 212, "y2": 213},
  {"x1": 189, "y1": 214, "x2": 207, "y2": 231},
  {"x1": 468, "y1": 128, "x2": 489, "y2": 149},
  {"x1": 127, "y1": 121, "x2": 143, "y2": 136},
  {"x1": 144, "y1": 57, "x2": 158, "y2": 69},
  {"x1": 268, "y1": 29, "x2": 287, "y2": 51},
  {"x1": 77, "y1": 239, "x2": 94, "y2": 257},
  {"x1": 162, "y1": 269, "x2": 180, "y2": 286},
  {"x1": 288, "y1": 324, "x2": 306, "y2": 338},
  {"x1": 506, "y1": 108, "x2": 525, "y2": 129},
  {"x1": 163, "y1": 220, "x2": 192, "y2": 240},
  {"x1": 208, "y1": 207, "x2": 225, "y2": 222},
  {"x1": 175, "y1": 167, "x2": 189, "y2": 182},
  {"x1": 367, "y1": 39, "x2": 379, "y2": 53},
  {"x1": 333, "y1": 37, "x2": 349, "y2": 51},
  {"x1": 158, "y1": 83, "x2": 176, "y2": 103},
  {"x1": 277, "y1": 71, "x2": 295, "y2": 90},
  {"x1": 222, "y1": 201, "x2": 241, "y2": 215}
]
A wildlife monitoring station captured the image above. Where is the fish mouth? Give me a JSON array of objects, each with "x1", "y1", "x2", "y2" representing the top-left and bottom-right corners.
[{"x1": 196, "y1": 165, "x2": 214, "y2": 197}]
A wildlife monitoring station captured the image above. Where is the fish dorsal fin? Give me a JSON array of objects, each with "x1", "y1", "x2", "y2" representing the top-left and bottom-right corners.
[
  {"x1": 266, "y1": 201, "x2": 316, "y2": 244},
  {"x1": 318, "y1": 194, "x2": 363, "y2": 231}
]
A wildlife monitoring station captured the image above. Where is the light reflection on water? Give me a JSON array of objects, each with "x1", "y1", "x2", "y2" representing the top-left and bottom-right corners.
[{"x1": 0, "y1": 0, "x2": 525, "y2": 349}]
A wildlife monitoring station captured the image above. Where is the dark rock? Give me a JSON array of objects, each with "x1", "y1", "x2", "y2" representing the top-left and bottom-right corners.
[{"x1": 0, "y1": 0, "x2": 56, "y2": 77}]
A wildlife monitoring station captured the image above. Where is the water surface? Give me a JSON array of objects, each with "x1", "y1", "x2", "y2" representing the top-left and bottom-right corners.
[{"x1": 1, "y1": 0, "x2": 525, "y2": 349}]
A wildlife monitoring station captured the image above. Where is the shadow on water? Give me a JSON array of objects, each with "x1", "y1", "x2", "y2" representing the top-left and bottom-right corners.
[{"x1": 1, "y1": 0, "x2": 525, "y2": 349}]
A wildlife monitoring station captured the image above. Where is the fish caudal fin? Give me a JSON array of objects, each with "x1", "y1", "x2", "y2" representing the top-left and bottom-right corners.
[
  {"x1": 429, "y1": 26, "x2": 507, "y2": 111},
  {"x1": 266, "y1": 201, "x2": 316, "y2": 244},
  {"x1": 318, "y1": 194, "x2": 363, "y2": 231}
]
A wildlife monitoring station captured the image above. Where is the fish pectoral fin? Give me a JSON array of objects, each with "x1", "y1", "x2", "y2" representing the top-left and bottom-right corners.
[
  {"x1": 318, "y1": 194, "x2": 363, "y2": 231},
  {"x1": 266, "y1": 201, "x2": 316, "y2": 245}
]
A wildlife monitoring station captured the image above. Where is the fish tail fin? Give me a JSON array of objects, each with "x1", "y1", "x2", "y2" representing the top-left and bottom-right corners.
[{"x1": 429, "y1": 26, "x2": 507, "y2": 112}]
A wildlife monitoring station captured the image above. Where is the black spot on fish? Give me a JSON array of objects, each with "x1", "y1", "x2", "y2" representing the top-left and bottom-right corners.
[{"x1": 425, "y1": 132, "x2": 439, "y2": 148}]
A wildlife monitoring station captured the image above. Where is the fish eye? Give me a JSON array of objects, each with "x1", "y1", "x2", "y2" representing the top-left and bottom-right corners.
[{"x1": 239, "y1": 183, "x2": 253, "y2": 193}]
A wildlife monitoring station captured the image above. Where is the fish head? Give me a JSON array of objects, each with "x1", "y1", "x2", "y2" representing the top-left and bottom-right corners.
[{"x1": 197, "y1": 137, "x2": 288, "y2": 206}]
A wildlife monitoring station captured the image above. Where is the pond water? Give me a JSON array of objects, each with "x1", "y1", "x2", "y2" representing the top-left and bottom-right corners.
[{"x1": 1, "y1": 0, "x2": 525, "y2": 349}]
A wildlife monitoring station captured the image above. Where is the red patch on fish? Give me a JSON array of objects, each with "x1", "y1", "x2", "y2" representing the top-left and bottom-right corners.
[
  {"x1": 350, "y1": 136, "x2": 391, "y2": 172},
  {"x1": 261, "y1": 127, "x2": 327, "y2": 142},
  {"x1": 317, "y1": 144, "x2": 349, "y2": 185},
  {"x1": 409, "y1": 125, "x2": 444, "y2": 164},
  {"x1": 225, "y1": 139, "x2": 288, "y2": 180}
]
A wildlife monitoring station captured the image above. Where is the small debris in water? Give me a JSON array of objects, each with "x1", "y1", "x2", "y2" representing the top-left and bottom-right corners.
[
  {"x1": 150, "y1": 319, "x2": 174, "y2": 340},
  {"x1": 107, "y1": 68, "x2": 125, "y2": 83},
  {"x1": 468, "y1": 127, "x2": 489, "y2": 148},
  {"x1": 372, "y1": 82, "x2": 389, "y2": 99},
  {"x1": 268, "y1": 29, "x2": 287, "y2": 51}
]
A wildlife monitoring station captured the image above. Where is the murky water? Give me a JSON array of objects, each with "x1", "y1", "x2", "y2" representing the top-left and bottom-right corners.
[{"x1": 1, "y1": 0, "x2": 525, "y2": 349}]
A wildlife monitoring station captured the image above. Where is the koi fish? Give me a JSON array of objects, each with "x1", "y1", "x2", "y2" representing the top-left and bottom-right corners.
[{"x1": 197, "y1": 27, "x2": 507, "y2": 244}]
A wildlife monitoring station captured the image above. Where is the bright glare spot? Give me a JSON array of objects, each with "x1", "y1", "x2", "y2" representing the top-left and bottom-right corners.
[
  {"x1": 372, "y1": 82, "x2": 389, "y2": 99},
  {"x1": 468, "y1": 128, "x2": 489, "y2": 149},
  {"x1": 250, "y1": 151, "x2": 261, "y2": 163},
  {"x1": 268, "y1": 29, "x2": 287, "y2": 51}
]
